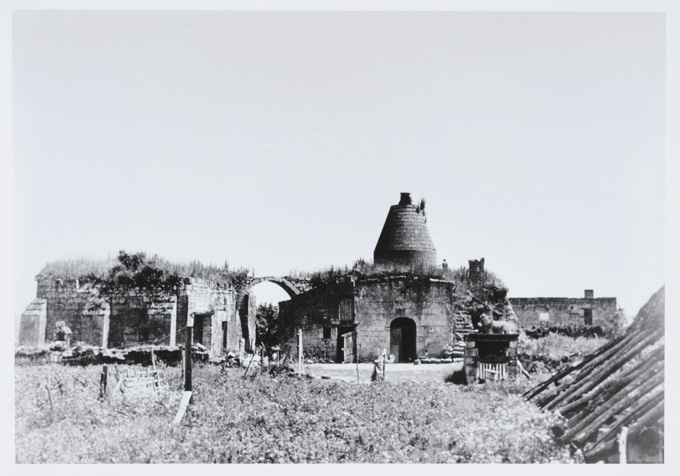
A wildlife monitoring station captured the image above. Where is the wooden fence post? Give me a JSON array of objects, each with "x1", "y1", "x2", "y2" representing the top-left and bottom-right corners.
[
  {"x1": 298, "y1": 329, "x2": 303, "y2": 376},
  {"x1": 99, "y1": 364, "x2": 108, "y2": 399},
  {"x1": 185, "y1": 319, "x2": 193, "y2": 392},
  {"x1": 618, "y1": 427, "x2": 629, "y2": 464}
]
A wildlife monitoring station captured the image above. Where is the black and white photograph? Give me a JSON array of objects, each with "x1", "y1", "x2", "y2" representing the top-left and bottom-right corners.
[{"x1": 2, "y1": 0, "x2": 678, "y2": 468}]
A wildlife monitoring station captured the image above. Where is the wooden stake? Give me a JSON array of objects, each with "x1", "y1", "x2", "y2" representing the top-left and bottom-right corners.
[
  {"x1": 172, "y1": 391, "x2": 193, "y2": 424},
  {"x1": 185, "y1": 323, "x2": 193, "y2": 392},
  {"x1": 355, "y1": 344, "x2": 360, "y2": 384},
  {"x1": 618, "y1": 427, "x2": 629, "y2": 464},
  {"x1": 517, "y1": 360, "x2": 532, "y2": 380},
  {"x1": 45, "y1": 371, "x2": 53, "y2": 411},
  {"x1": 99, "y1": 364, "x2": 108, "y2": 399},
  {"x1": 298, "y1": 329, "x2": 303, "y2": 377}
]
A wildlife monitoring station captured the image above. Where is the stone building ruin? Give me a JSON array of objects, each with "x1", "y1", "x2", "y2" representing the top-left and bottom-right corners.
[
  {"x1": 279, "y1": 192, "x2": 516, "y2": 363},
  {"x1": 18, "y1": 269, "x2": 310, "y2": 357},
  {"x1": 18, "y1": 191, "x2": 619, "y2": 363}
]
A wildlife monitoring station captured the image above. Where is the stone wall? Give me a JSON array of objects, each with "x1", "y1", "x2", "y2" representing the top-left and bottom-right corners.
[
  {"x1": 509, "y1": 291, "x2": 618, "y2": 328},
  {"x1": 176, "y1": 279, "x2": 238, "y2": 356},
  {"x1": 280, "y1": 276, "x2": 463, "y2": 362},
  {"x1": 20, "y1": 276, "x2": 249, "y2": 356},
  {"x1": 36, "y1": 278, "x2": 104, "y2": 345},
  {"x1": 279, "y1": 280, "x2": 354, "y2": 361},
  {"x1": 108, "y1": 288, "x2": 176, "y2": 348},
  {"x1": 18, "y1": 299, "x2": 47, "y2": 346},
  {"x1": 354, "y1": 278, "x2": 456, "y2": 361}
]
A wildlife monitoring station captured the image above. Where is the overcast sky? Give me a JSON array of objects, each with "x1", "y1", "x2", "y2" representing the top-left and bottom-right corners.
[{"x1": 11, "y1": 10, "x2": 666, "y2": 316}]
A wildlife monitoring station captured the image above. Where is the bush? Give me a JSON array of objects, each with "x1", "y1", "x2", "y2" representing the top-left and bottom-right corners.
[{"x1": 518, "y1": 333, "x2": 608, "y2": 373}]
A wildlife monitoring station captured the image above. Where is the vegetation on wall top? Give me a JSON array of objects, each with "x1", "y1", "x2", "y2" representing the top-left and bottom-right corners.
[
  {"x1": 288, "y1": 258, "x2": 504, "y2": 291},
  {"x1": 38, "y1": 251, "x2": 252, "y2": 292}
]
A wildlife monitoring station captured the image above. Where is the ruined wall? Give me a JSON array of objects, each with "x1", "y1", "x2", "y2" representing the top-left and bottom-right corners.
[
  {"x1": 354, "y1": 278, "x2": 457, "y2": 361},
  {"x1": 36, "y1": 278, "x2": 105, "y2": 346},
  {"x1": 176, "y1": 279, "x2": 238, "y2": 356},
  {"x1": 107, "y1": 288, "x2": 176, "y2": 348},
  {"x1": 20, "y1": 276, "x2": 245, "y2": 355},
  {"x1": 279, "y1": 280, "x2": 354, "y2": 361},
  {"x1": 18, "y1": 299, "x2": 47, "y2": 346},
  {"x1": 280, "y1": 277, "x2": 463, "y2": 362},
  {"x1": 509, "y1": 293, "x2": 618, "y2": 328}
]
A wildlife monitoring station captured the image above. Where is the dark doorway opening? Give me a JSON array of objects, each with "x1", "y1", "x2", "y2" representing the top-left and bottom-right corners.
[
  {"x1": 390, "y1": 318, "x2": 416, "y2": 363},
  {"x1": 193, "y1": 314, "x2": 204, "y2": 346},
  {"x1": 584, "y1": 308, "x2": 593, "y2": 325},
  {"x1": 336, "y1": 326, "x2": 354, "y2": 363}
]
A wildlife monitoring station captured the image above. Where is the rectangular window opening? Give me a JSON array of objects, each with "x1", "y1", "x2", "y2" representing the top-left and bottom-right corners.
[{"x1": 323, "y1": 327, "x2": 332, "y2": 339}]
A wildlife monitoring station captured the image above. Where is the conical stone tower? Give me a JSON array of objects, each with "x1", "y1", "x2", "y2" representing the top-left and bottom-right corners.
[{"x1": 374, "y1": 193, "x2": 437, "y2": 268}]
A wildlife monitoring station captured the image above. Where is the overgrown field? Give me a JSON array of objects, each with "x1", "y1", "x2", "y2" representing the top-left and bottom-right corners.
[
  {"x1": 519, "y1": 333, "x2": 607, "y2": 373},
  {"x1": 15, "y1": 363, "x2": 580, "y2": 464}
]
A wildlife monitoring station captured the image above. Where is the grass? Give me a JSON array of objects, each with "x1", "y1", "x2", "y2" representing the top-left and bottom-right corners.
[
  {"x1": 15, "y1": 363, "x2": 581, "y2": 463},
  {"x1": 518, "y1": 333, "x2": 608, "y2": 373},
  {"x1": 39, "y1": 251, "x2": 252, "y2": 290},
  {"x1": 289, "y1": 258, "x2": 505, "y2": 291}
]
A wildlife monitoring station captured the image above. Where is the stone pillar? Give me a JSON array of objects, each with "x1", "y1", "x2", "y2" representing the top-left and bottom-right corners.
[
  {"x1": 169, "y1": 299, "x2": 177, "y2": 347},
  {"x1": 211, "y1": 309, "x2": 223, "y2": 357},
  {"x1": 464, "y1": 340, "x2": 478, "y2": 384},
  {"x1": 19, "y1": 299, "x2": 47, "y2": 346},
  {"x1": 584, "y1": 289, "x2": 594, "y2": 299}
]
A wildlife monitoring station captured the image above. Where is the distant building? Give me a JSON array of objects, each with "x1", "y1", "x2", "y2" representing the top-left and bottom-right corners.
[{"x1": 509, "y1": 290, "x2": 619, "y2": 328}]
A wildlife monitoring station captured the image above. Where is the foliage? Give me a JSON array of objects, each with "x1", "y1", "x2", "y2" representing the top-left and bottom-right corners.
[
  {"x1": 525, "y1": 325, "x2": 607, "y2": 339},
  {"x1": 39, "y1": 251, "x2": 252, "y2": 291},
  {"x1": 255, "y1": 304, "x2": 284, "y2": 349},
  {"x1": 289, "y1": 258, "x2": 505, "y2": 291},
  {"x1": 37, "y1": 256, "x2": 118, "y2": 280},
  {"x1": 16, "y1": 364, "x2": 581, "y2": 463},
  {"x1": 518, "y1": 333, "x2": 608, "y2": 373}
]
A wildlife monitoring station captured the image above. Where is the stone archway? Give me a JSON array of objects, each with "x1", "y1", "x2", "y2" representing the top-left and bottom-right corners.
[
  {"x1": 390, "y1": 317, "x2": 417, "y2": 363},
  {"x1": 235, "y1": 277, "x2": 306, "y2": 351}
]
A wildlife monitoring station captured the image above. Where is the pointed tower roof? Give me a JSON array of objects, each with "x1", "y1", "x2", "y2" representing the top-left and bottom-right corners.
[{"x1": 373, "y1": 193, "x2": 437, "y2": 268}]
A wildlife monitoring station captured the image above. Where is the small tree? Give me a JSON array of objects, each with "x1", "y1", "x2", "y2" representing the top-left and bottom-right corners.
[{"x1": 255, "y1": 303, "x2": 284, "y2": 349}]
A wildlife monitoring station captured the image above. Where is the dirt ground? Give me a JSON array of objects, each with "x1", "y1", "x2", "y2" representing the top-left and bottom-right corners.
[{"x1": 303, "y1": 361, "x2": 463, "y2": 383}]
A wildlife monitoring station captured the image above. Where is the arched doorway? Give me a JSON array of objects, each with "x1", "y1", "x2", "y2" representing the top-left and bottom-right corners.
[{"x1": 390, "y1": 317, "x2": 416, "y2": 363}]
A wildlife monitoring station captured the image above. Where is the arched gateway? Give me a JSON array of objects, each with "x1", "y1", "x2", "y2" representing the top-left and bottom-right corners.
[{"x1": 236, "y1": 277, "x2": 308, "y2": 351}]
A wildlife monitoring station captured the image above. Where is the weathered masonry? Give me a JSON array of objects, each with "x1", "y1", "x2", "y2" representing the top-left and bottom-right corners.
[
  {"x1": 280, "y1": 274, "x2": 468, "y2": 363},
  {"x1": 18, "y1": 275, "x2": 309, "y2": 356},
  {"x1": 279, "y1": 193, "x2": 479, "y2": 362},
  {"x1": 509, "y1": 290, "x2": 619, "y2": 328}
]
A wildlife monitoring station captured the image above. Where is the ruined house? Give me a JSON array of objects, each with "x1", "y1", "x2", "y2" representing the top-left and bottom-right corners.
[
  {"x1": 18, "y1": 256, "x2": 310, "y2": 357},
  {"x1": 509, "y1": 290, "x2": 621, "y2": 329}
]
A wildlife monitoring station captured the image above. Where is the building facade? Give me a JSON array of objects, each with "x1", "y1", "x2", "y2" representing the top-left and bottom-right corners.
[{"x1": 509, "y1": 289, "x2": 619, "y2": 328}]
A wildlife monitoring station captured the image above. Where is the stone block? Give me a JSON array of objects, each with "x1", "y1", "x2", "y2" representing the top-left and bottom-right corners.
[{"x1": 466, "y1": 340, "x2": 476, "y2": 348}]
